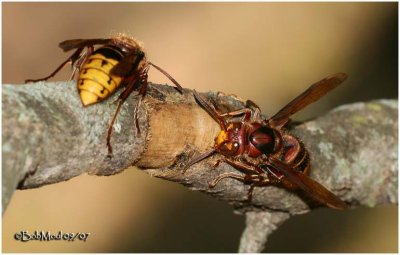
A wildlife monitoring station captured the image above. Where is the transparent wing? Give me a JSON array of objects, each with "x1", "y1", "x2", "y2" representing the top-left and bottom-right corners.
[{"x1": 268, "y1": 73, "x2": 347, "y2": 128}]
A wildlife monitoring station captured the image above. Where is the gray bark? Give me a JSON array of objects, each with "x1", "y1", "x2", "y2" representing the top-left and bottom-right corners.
[{"x1": 2, "y1": 81, "x2": 397, "y2": 252}]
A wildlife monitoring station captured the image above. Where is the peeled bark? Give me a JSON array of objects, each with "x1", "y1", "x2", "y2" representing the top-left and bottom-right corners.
[{"x1": 2, "y1": 81, "x2": 397, "y2": 251}]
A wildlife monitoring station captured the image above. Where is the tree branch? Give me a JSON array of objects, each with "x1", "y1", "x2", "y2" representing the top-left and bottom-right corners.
[
  {"x1": 239, "y1": 211, "x2": 290, "y2": 253},
  {"x1": 3, "y1": 81, "x2": 397, "y2": 251}
]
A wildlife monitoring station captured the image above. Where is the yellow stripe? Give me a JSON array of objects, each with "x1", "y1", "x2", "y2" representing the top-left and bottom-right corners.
[
  {"x1": 85, "y1": 58, "x2": 116, "y2": 72},
  {"x1": 77, "y1": 53, "x2": 124, "y2": 103},
  {"x1": 88, "y1": 53, "x2": 119, "y2": 65},
  {"x1": 78, "y1": 79, "x2": 110, "y2": 99},
  {"x1": 81, "y1": 67, "x2": 122, "y2": 86}
]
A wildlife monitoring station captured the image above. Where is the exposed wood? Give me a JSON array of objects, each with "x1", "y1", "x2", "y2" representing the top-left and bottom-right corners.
[{"x1": 2, "y1": 81, "x2": 397, "y2": 251}]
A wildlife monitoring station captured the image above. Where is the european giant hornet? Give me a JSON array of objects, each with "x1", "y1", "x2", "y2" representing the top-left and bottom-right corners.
[
  {"x1": 184, "y1": 73, "x2": 348, "y2": 210},
  {"x1": 26, "y1": 34, "x2": 183, "y2": 155}
]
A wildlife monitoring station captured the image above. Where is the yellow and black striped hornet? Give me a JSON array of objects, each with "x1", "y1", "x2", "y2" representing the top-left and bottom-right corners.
[
  {"x1": 26, "y1": 34, "x2": 183, "y2": 156},
  {"x1": 184, "y1": 73, "x2": 348, "y2": 209}
]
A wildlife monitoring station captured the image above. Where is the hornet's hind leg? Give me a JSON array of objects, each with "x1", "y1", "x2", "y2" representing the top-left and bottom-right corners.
[
  {"x1": 25, "y1": 47, "x2": 86, "y2": 83},
  {"x1": 106, "y1": 66, "x2": 150, "y2": 157}
]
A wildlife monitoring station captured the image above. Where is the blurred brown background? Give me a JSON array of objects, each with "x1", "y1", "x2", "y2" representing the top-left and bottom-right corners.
[{"x1": 2, "y1": 2, "x2": 397, "y2": 252}]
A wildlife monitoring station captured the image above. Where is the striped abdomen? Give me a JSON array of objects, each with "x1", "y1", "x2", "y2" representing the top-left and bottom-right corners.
[
  {"x1": 279, "y1": 134, "x2": 310, "y2": 175},
  {"x1": 78, "y1": 46, "x2": 124, "y2": 106}
]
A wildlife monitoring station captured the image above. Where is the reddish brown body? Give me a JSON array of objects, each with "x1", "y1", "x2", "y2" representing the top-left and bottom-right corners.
[{"x1": 185, "y1": 73, "x2": 348, "y2": 210}]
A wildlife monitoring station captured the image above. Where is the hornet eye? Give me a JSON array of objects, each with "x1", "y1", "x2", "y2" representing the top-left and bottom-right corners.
[{"x1": 219, "y1": 141, "x2": 240, "y2": 156}]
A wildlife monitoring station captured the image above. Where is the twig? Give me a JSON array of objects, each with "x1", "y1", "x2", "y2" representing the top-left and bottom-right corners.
[
  {"x1": 239, "y1": 211, "x2": 290, "y2": 253},
  {"x1": 2, "y1": 81, "x2": 397, "y2": 251}
]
